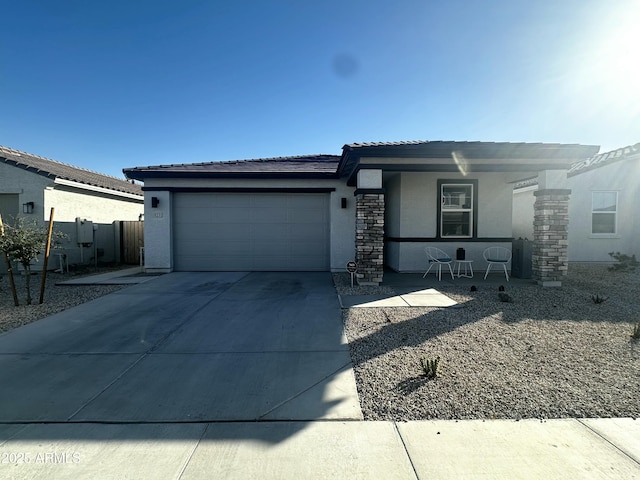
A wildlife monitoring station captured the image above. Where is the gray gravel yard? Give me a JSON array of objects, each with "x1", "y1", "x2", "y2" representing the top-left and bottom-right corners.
[
  {"x1": 0, "y1": 270, "x2": 123, "y2": 334},
  {"x1": 336, "y1": 264, "x2": 640, "y2": 421}
]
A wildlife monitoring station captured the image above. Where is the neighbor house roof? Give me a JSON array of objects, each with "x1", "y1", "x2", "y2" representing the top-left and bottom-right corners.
[
  {"x1": 567, "y1": 142, "x2": 640, "y2": 177},
  {"x1": 0, "y1": 146, "x2": 143, "y2": 197},
  {"x1": 513, "y1": 142, "x2": 640, "y2": 190},
  {"x1": 123, "y1": 154, "x2": 341, "y2": 181}
]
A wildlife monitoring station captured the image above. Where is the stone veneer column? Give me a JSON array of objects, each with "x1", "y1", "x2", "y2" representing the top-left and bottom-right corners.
[
  {"x1": 355, "y1": 193, "x2": 384, "y2": 285},
  {"x1": 532, "y1": 189, "x2": 571, "y2": 287}
]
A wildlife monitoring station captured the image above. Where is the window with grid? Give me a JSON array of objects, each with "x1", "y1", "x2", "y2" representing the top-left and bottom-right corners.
[
  {"x1": 440, "y1": 183, "x2": 473, "y2": 238},
  {"x1": 591, "y1": 191, "x2": 617, "y2": 234}
]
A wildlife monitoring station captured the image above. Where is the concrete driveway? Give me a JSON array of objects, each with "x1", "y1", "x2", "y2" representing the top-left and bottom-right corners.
[{"x1": 0, "y1": 272, "x2": 362, "y2": 423}]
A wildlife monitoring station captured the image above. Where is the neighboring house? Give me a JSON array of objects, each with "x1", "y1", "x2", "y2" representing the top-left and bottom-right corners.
[
  {"x1": 513, "y1": 143, "x2": 640, "y2": 263},
  {"x1": 124, "y1": 141, "x2": 597, "y2": 286},
  {"x1": 0, "y1": 146, "x2": 144, "y2": 268}
]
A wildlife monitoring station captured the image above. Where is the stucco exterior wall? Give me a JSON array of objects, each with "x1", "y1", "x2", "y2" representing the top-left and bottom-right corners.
[
  {"x1": 384, "y1": 172, "x2": 514, "y2": 272},
  {"x1": 45, "y1": 186, "x2": 142, "y2": 223},
  {"x1": 1, "y1": 163, "x2": 143, "y2": 268},
  {"x1": 512, "y1": 160, "x2": 640, "y2": 263},
  {"x1": 0, "y1": 163, "x2": 48, "y2": 222},
  {"x1": 141, "y1": 177, "x2": 354, "y2": 272},
  {"x1": 566, "y1": 161, "x2": 639, "y2": 262},
  {"x1": 43, "y1": 186, "x2": 143, "y2": 266}
]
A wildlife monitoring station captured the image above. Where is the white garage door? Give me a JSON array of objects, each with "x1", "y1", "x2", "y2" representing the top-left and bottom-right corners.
[{"x1": 173, "y1": 192, "x2": 330, "y2": 271}]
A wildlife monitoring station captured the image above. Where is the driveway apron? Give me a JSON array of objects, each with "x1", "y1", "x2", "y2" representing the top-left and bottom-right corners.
[{"x1": 0, "y1": 272, "x2": 362, "y2": 422}]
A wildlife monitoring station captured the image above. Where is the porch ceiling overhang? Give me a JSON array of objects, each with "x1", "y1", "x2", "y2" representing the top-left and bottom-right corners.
[{"x1": 338, "y1": 141, "x2": 600, "y2": 186}]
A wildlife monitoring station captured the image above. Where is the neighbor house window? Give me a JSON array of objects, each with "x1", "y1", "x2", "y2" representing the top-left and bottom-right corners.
[
  {"x1": 439, "y1": 182, "x2": 474, "y2": 238},
  {"x1": 591, "y1": 191, "x2": 617, "y2": 234}
]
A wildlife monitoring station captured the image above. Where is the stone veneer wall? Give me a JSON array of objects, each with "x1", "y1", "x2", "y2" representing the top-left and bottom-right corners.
[
  {"x1": 532, "y1": 189, "x2": 571, "y2": 287},
  {"x1": 355, "y1": 193, "x2": 384, "y2": 285}
]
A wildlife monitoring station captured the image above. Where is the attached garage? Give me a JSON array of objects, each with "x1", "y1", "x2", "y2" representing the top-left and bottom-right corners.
[{"x1": 173, "y1": 192, "x2": 330, "y2": 271}]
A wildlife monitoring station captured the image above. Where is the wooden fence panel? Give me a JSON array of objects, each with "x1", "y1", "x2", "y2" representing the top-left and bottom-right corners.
[{"x1": 121, "y1": 221, "x2": 144, "y2": 265}]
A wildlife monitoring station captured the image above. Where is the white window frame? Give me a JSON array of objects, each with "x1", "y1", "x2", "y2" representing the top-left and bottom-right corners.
[
  {"x1": 591, "y1": 191, "x2": 617, "y2": 235},
  {"x1": 440, "y1": 183, "x2": 473, "y2": 238}
]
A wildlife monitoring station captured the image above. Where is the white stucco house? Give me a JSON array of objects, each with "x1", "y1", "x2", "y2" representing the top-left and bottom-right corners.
[
  {"x1": 124, "y1": 140, "x2": 597, "y2": 286},
  {"x1": 0, "y1": 146, "x2": 144, "y2": 268},
  {"x1": 513, "y1": 143, "x2": 640, "y2": 263}
]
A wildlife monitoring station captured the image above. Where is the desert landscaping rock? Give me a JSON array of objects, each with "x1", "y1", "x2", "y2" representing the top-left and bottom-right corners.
[
  {"x1": 338, "y1": 264, "x2": 640, "y2": 421},
  {"x1": 1, "y1": 271, "x2": 123, "y2": 334}
]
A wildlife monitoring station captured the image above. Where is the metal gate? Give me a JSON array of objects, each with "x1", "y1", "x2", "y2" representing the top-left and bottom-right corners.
[{"x1": 120, "y1": 221, "x2": 144, "y2": 265}]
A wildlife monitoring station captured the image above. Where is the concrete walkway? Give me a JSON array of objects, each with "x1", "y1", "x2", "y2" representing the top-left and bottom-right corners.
[
  {"x1": 1, "y1": 270, "x2": 638, "y2": 479},
  {"x1": 1, "y1": 418, "x2": 638, "y2": 478}
]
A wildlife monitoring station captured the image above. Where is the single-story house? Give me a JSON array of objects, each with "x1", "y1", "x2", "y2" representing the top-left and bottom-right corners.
[
  {"x1": 124, "y1": 141, "x2": 598, "y2": 286},
  {"x1": 513, "y1": 142, "x2": 640, "y2": 263},
  {"x1": 0, "y1": 146, "x2": 144, "y2": 268}
]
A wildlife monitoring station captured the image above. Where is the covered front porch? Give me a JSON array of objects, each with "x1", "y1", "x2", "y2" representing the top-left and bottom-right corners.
[{"x1": 336, "y1": 141, "x2": 599, "y2": 287}]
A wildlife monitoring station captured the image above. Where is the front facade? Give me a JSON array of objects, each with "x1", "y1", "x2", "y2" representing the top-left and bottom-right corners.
[
  {"x1": 125, "y1": 141, "x2": 598, "y2": 286},
  {"x1": 0, "y1": 146, "x2": 144, "y2": 267},
  {"x1": 513, "y1": 143, "x2": 640, "y2": 263}
]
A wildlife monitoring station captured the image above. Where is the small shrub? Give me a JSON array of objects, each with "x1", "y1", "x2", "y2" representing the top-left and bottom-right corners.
[
  {"x1": 498, "y1": 292, "x2": 513, "y2": 303},
  {"x1": 608, "y1": 252, "x2": 639, "y2": 272},
  {"x1": 632, "y1": 323, "x2": 640, "y2": 340},
  {"x1": 420, "y1": 356, "x2": 440, "y2": 378},
  {"x1": 591, "y1": 294, "x2": 609, "y2": 304}
]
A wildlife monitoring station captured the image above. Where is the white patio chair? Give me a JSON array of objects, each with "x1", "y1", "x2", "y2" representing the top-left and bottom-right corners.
[
  {"x1": 483, "y1": 246, "x2": 512, "y2": 281},
  {"x1": 423, "y1": 247, "x2": 455, "y2": 281}
]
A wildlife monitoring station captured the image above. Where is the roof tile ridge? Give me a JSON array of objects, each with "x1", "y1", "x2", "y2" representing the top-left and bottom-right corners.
[{"x1": 0, "y1": 145, "x2": 134, "y2": 184}]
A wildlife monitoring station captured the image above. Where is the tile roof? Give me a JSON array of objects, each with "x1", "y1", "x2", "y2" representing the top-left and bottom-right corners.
[
  {"x1": 0, "y1": 146, "x2": 143, "y2": 197},
  {"x1": 124, "y1": 154, "x2": 341, "y2": 180},
  {"x1": 567, "y1": 142, "x2": 640, "y2": 176},
  {"x1": 513, "y1": 142, "x2": 640, "y2": 189}
]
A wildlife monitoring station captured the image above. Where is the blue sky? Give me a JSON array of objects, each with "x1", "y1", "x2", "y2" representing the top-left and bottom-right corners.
[{"x1": 2, "y1": 0, "x2": 638, "y2": 179}]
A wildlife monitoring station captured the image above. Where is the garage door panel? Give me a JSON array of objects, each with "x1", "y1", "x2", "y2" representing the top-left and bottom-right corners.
[
  {"x1": 174, "y1": 208, "x2": 212, "y2": 224},
  {"x1": 290, "y1": 224, "x2": 326, "y2": 241},
  {"x1": 287, "y1": 208, "x2": 326, "y2": 223},
  {"x1": 254, "y1": 242, "x2": 292, "y2": 256},
  {"x1": 250, "y1": 209, "x2": 287, "y2": 223},
  {"x1": 251, "y1": 195, "x2": 288, "y2": 208},
  {"x1": 255, "y1": 226, "x2": 290, "y2": 242},
  {"x1": 208, "y1": 224, "x2": 252, "y2": 241},
  {"x1": 173, "y1": 193, "x2": 329, "y2": 271},
  {"x1": 290, "y1": 241, "x2": 325, "y2": 255},
  {"x1": 210, "y1": 208, "x2": 252, "y2": 223},
  {"x1": 213, "y1": 195, "x2": 253, "y2": 208}
]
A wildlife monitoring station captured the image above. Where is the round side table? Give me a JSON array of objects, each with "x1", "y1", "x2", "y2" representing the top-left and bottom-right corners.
[{"x1": 454, "y1": 260, "x2": 474, "y2": 278}]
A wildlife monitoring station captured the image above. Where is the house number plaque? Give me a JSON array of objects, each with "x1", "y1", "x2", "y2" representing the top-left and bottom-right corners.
[{"x1": 346, "y1": 261, "x2": 358, "y2": 287}]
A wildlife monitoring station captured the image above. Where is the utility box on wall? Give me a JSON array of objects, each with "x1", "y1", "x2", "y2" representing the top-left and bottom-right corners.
[
  {"x1": 76, "y1": 217, "x2": 94, "y2": 245},
  {"x1": 512, "y1": 238, "x2": 533, "y2": 279}
]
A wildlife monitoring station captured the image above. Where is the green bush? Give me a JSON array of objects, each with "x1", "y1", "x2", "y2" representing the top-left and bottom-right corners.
[
  {"x1": 608, "y1": 252, "x2": 639, "y2": 272},
  {"x1": 0, "y1": 217, "x2": 65, "y2": 304}
]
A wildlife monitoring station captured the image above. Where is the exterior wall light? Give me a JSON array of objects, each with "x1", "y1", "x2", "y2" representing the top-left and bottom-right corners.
[
  {"x1": 151, "y1": 197, "x2": 160, "y2": 208},
  {"x1": 341, "y1": 197, "x2": 347, "y2": 209},
  {"x1": 23, "y1": 202, "x2": 34, "y2": 214}
]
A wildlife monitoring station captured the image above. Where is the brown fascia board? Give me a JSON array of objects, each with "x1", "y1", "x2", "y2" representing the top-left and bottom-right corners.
[
  {"x1": 343, "y1": 141, "x2": 599, "y2": 160},
  {"x1": 122, "y1": 169, "x2": 339, "y2": 182}
]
